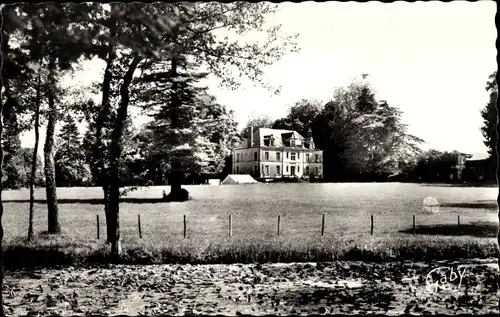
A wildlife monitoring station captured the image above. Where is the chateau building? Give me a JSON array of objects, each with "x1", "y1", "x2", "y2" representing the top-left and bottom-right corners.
[{"x1": 232, "y1": 127, "x2": 323, "y2": 181}]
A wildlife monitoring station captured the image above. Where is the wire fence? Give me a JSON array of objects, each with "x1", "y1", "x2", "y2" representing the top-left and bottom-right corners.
[{"x1": 93, "y1": 213, "x2": 471, "y2": 240}]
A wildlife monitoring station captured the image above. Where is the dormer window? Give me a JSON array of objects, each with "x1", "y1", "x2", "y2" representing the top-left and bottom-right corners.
[
  {"x1": 264, "y1": 135, "x2": 275, "y2": 147},
  {"x1": 290, "y1": 139, "x2": 296, "y2": 147}
]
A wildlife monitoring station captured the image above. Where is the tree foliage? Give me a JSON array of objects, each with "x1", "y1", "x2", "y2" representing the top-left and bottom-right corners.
[
  {"x1": 271, "y1": 79, "x2": 424, "y2": 181},
  {"x1": 409, "y1": 150, "x2": 463, "y2": 182},
  {"x1": 55, "y1": 115, "x2": 90, "y2": 187},
  {"x1": 480, "y1": 71, "x2": 497, "y2": 159},
  {"x1": 242, "y1": 114, "x2": 274, "y2": 139}
]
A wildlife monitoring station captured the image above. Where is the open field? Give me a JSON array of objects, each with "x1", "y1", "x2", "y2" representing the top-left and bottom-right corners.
[{"x1": 1, "y1": 183, "x2": 498, "y2": 267}]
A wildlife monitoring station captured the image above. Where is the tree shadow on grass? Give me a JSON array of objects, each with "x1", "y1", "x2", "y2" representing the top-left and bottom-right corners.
[
  {"x1": 399, "y1": 222, "x2": 497, "y2": 238},
  {"x1": 440, "y1": 201, "x2": 498, "y2": 210},
  {"x1": 2, "y1": 198, "x2": 173, "y2": 205},
  {"x1": 418, "y1": 182, "x2": 497, "y2": 188}
]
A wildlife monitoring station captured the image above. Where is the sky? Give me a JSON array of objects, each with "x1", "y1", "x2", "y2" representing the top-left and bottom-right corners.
[{"x1": 20, "y1": 1, "x2": 497, "y2": 159}]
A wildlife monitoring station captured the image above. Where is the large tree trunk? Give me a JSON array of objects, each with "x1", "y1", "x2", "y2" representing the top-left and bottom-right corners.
[
  {"x1": 164, "y1": 169, "x2": 189, "y2": 202},
  {"x1": 44, "y1": 65, "x2": 60, "y2": 234},
  {"x1": 95, "y1": 48, "x2": 115, "y2": 244},
  {"x1": 103, "y1": 186, "x2": 112, "y2": 244},
  {"x1": 108, "y1": 56, "x2": 142, "y2": 258},
  {"x1": 28, "y1": 67, "x2": 42, "y2": 241}
]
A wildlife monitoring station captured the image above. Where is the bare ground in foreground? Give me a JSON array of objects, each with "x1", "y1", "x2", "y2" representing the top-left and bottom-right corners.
[{"x1": 3, "y1": 259, "x2": 498, "y2": 316}]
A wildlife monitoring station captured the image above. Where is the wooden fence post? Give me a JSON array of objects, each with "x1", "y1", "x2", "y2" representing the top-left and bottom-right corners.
[
  {"x1": 457, "y1": 214, "x2": 461, "y2": 231},
  {"x1": 370, "y1": 215, "x2": 373, "y2": 236},
  {"x1": 138, "y1": 214, "x2": 142, "y2": 239},
  {"x1": 277, "y1": 215, "x2": 281, "y2": 236},
  {"x1": 413, "y1": 215, "x2": 416, "y2": 235},
  {"x1": 97, "y1": 215, "x2": 100, "y2": 240},
  {"x1": 229, "y1": 214, "x2": 232, "y2": 237},
  {"x1": 321, "y1": 214, "x2": 325, "y2": 236},
  {"x1": 183, "y1": 215, "x2": 187, "y2": 239}
]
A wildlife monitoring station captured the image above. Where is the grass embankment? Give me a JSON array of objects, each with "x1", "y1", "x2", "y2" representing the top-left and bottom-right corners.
[
  {"x1": 3, "y1": 232, "x2": 497, "y2": 269},
  {"x1": 2, "y1": 184, "x2": 498, "y2": 269}
]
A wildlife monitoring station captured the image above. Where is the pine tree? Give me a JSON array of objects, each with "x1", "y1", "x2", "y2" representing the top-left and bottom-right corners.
[
  {"x1": 480, "y1": 71, "x2": 497, "y2": 180},
  {"x1": 55, "y1": 114, "x2": 88, "y2": 187},
  {"x1": 138, "y1": 52, "x2": 209, "y2": 201}
]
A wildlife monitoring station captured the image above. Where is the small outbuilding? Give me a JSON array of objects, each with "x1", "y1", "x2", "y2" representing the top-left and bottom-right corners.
[
  {"x1": 207, "y1": 179, "x2": 221, "y2": 185},
  {"x1": 221, "y1": 174, "x2": 259, "y2": 185}
]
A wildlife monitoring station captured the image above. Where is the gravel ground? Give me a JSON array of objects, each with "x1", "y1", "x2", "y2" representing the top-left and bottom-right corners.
[{"x1": 2, "y1": 259, "x2": 498, "y2": 316}]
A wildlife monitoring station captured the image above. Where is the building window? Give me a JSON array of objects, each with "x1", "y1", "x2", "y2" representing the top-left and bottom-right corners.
[
  {"x1": 254, "y1": 152, "x2": 258, "y2": 161},
  {"x1": 276, "y1": 152, "x2": 281, "y2": 161},
  {"x1": 306, "y1": 166, "x2": 309, "y2": 174},
  {"x1": 306, "y1": 154, "x2": 310, "y2": 162},
  {"x1": 265, "y1": 165, "x2": 269, "y2": 175},
  {"x1": 290, "y1": 139, "x2": 295, "y2": 147},
  {"x1": 254, "y1": 165, "x2": 258, "y2": 174},
  {"x1": 291, "y1": 153, "x2": 296, "y2": 161},
  {"x1": 297, "y1": 152, "x2": 300, "y2": 159},
  {"x1": 315, "y1": 154, "x2": 319, "y2": 162},
  {"x1": 286, "y1": 152, "x2": 289, "y2": 159},
  {"x1": 297, "y1": 166, "x2": 300, "y2": 173},
  {"x1": 315, "y1": 166, "x2": 319, "y2": 174},
  {"x1": 277, "y1": 166, "x2": 281, "y2": 175},
  {"x1": 236, "y1": 166, "x2": 240, "y2": 173},
  {"x1": 265, "y1": 152, "x2": 269, "y2": 160},
  {"x1": 236, "y1": 153, "x2": 240, "y2": 162},
  {"x1": 286, "y1": 165, "x2": 289, "y2": 173}
]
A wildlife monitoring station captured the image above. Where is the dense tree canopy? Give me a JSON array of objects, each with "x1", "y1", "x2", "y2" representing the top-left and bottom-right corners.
[
  {"x1": 242, "y1": 114, "x2": 274, "y2": 139},
  {"x1": 269, "y1": 79, "x2": 424, "y2": 181},
  {"x1": 480, "y1": 72, "x2": 497, "y2": 159}
]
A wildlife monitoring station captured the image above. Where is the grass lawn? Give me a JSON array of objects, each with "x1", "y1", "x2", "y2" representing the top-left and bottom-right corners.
[{"x1": 1, "y1": 183, "x2": 498, "y2": 268}]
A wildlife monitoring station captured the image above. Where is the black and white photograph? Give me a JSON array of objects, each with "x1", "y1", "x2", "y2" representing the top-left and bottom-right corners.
[{"x1": 0, "y1": 1, "x2": 498, "y2": 316}]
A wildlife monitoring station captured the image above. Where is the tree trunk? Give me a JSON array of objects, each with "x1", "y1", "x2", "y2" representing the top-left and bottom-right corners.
[
  {"x1": 95, "y1": 49, "x2": 115, "y2": 244},
  {"x1": 28, "y1": 67, "x2": 42, "y2": 241},
  {"x1": 44, "y1": 65, "x2": 60, "y2": 234},
  {"x1": 103, "y1": 186, "x2": 112, "y2": 244},
  {"x1": 164, "y1": 170, "x2": 189, "y2": 202},
  {"x1": 108, "y1": 56, "x2": 142, "y2": 258}
]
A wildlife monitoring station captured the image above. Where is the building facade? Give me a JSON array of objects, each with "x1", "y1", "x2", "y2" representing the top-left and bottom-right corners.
[
  {"x1": 232, "y1": 127, "x2": 323, "y2": 181},
  {"x1": 454, "y1": 152, "x2": 473, "y2": 181}
]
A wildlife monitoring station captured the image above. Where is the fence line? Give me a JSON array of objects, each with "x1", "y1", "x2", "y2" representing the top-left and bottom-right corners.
[
  {"x1": 413, "y1": 215, "x2": 416, "y2": 235},
  {"x1": 183, "y1": 215, "x2": 187, "y2": 239},
  {"x1": 370, "y1": 215, "x2": 374, "y2": 236},
  {"x1": 321, "y1": 214, "x2": 325, "y2": 236},
  {"x1": 138, "y1": 215, "x2": 142, "y2": 239},
  {"x1": 90, "y1": 213, "x2": 476, "y2": 239},
  {"x1": 277, "y1": 215, "x2": 281, "y2": 236}
]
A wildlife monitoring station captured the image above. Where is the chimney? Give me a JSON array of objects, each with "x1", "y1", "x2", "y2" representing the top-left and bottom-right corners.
[{"x1": 250, "y1": 126, "x2": 254, "y2": 147}]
